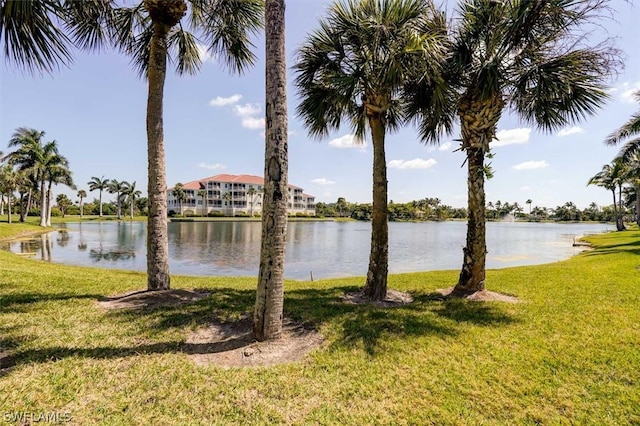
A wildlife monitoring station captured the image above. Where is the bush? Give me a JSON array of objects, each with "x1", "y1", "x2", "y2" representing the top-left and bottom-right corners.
[
  {"x1": 295, "y1": 213, "x2": 309, "y2": 218},
  {"x1": 207, "y1": 211, "x2": 225, "y2": 217},
  {"x1": 234, "y1": 212, "x2": 249, "y2": 217},
  {"x1": 50, "y1": 207, "x2": 62, "y2": 217}
]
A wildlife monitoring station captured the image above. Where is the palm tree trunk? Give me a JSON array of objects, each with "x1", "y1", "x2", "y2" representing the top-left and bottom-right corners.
[
  {"x1": 618, "y1": 184, "x2": 626, "y2": 230},
  {"x1": 45, "y1": 181, "x2": 53, "y2": 227},
  {"x1": 453, "y1": 95, "x2": 503, "y2": 295},
  {"x1": 636, "y1": 183, "x2": 640, "y2": 226},
  {"x1": 7, "y1": 193, "x2": 12, "y2": 224},
  {"x1": 0, "y1": 195, "x2": 4, "y2": 215},
  {"x1": 39, "y1": 180, "x2": 47, "y2": 227},
  {"x1": 99, "y1": 190, "x2": 103, "y2": 217},
  {"x1": 130, "y1": 201, "x2": 134, "y2": 219},
  {"x1": 363, "y1": 115, "x2": 388, "y2": 301},
  {"x1": 80, "y1": 198, "x2": 83, "y2": 218},
  {"x1": 254, "y1": 0, "x2": 287, "y2": 342},
  {"x1": 145, "y1": 17, "x2": 172, "y2": 291},
  {"x1": 455, "y1": 145, "x2": 486, "y2": 293}
]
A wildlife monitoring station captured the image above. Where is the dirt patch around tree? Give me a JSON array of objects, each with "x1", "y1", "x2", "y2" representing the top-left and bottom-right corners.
[
  {"x1": 185, "y1": 317, "x2": 323, "y2": 368},
  {"x1": 97, "y1": 289, "x2": 211, "y2": 310},
  {"x1": 343, "y1": 288, "x2": 414, "y2": 307},
  {"x1": 434, "y1": 287, "x2": 520, "y2": 303}
]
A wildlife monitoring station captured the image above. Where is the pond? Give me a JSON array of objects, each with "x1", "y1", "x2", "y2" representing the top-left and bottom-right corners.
[{"x1": 1, "y1": 220, "x2": 612, "y2": 280}]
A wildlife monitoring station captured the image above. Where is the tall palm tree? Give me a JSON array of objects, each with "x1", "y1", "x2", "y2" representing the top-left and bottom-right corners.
[
  {"x1": 588, "y1": 160, "x2": 626, "y2": 231},
  {"x1": 254, "y1": 0, "x2": 287, "y2": 341},
  {"x1": 526, "y1": 199, "x2": 533, "y2": 216},
  {"x1": 0, "y1": 164, "x2": 21, "y2": 224},
  {"x1": 294, "y1": 0, "x2": 447, "y2": 301},
  {"x1": 45, "y1": 161, "x2": 74, "y2": 226},
  {"x1": 197, "y1": 188, "x2": 207, "y2": 216},
  {"x1": 88, "y1": 176, "x2": 110, "y2": 217},
  {"x1": 409, "y1": 0, "x2": 617, "y2": 295},
  {"x1": 106, "y1": 0, "x2": 263, "y2": 291},
  {"x1": 172, "y1": 182, "x2": 186, "y2": 215},
  {"x1": 617, "y1": 149, "x2": 640, "y2": 226},
  {"x1": 124, "y1": 181, "x2": 142, "y2": 219},
  {"x1": 108, "y1": 179, "x2": 127, "y2": 220},
  {"x1": 77, "y1": 189, "x2": 87, "y2": 217}
]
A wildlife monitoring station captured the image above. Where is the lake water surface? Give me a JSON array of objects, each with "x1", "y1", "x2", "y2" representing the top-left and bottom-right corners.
[{"x1": 1, "y1": 221, "x2": 612, "y2": 280}]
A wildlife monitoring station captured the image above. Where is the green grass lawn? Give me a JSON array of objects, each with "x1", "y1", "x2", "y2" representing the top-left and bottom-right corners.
[{"x1": 0, "y1": 224, "x2": 638, "y2": 425}]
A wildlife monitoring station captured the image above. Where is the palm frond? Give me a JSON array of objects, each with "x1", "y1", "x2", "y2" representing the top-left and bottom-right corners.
[
  {"x1": 604, "y1": 96, "x2": 640, "y2": 145},
  {"x1": 196, "y1": 0, "x2": 263, "y2": 74},
  {"x1": 62, "y1": 0, "x2": 115, "y2": 52},
  {"x1": 0, "y1": 0, "x2": 72, "y2": 74},
  {"x1": 168, "y1": 24, "x2": 201, "y2": 75}
]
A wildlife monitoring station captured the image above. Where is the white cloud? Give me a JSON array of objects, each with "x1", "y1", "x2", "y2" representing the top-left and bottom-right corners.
[
  {"x1": 520, "y1": 186, "x2": 530, "y2": 191},
  {"x1": 438, "y1": 141, "x2": 453, "y2": 151},
  {"x1": 323, "y1": 191, "x2": 332, "y2": 197},
  {"x1": 241, "y1": 117, "x2": 265, "y2": 130},
  {"x1": 232, "y1": 103, "x2": 264, "y2": 130},
  {"x1": 388, "y1": 158, "x2": 437, "y2": 170},
  {"x1": 197, "y1": 43, "x2": 217, "y2": 63},
  {"x1": 209, "y1": 94, "x2": 242, "y2": 107},
  {"x1": 493, "y1": 128, "x2": 532, "y2": 147},
  {"x1": 617, "y1": 81, "x2": 640, "y2": 103},
  {"x1": 557, "y1": 126, "x2": 585, "y2": 137},
  {"x1": 199, "y1": 162, "x2": 227, "y2": 170},
  {"x1": 312, "y1": 178, "x2": 336, "y2": 185},
  {"x1": 513, "y1": 160, "x2": 549, "y2": 170},
  {"x1": 328, "y1": 134, "x2": 365, "y2": 149}
]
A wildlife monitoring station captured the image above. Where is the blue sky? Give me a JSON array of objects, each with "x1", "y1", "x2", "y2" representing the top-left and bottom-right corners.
[{"x1": 1, "y1": 0, "x2": 639, "y2": 210}]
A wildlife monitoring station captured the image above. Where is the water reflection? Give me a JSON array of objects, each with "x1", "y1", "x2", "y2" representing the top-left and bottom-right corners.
[{"x1": 0, "y1": 221, "x2": 613, "y2": 279}]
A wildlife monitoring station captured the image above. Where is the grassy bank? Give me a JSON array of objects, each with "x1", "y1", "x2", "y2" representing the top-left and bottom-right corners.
[{"x1": 0, "y1": 224, "x2": 638, "y2": 424}]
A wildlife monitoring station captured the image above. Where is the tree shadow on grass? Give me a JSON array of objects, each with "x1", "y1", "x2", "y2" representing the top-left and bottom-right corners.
[
  {"x1": 4, "y1": 284, "x2": 519, "y2": 367},
  {"x1": 0, "y1": 292, "x2": 105, "y2": 313}
]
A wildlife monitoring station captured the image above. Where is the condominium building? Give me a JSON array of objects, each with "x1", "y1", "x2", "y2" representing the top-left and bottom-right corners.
[{"x1": 167, "y1": 174, "x2": 316, "y2": 216}]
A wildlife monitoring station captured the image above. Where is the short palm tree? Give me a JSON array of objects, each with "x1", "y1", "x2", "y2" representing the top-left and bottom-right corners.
[
  {"x1": 44, "y1": 161, "x2": 74, "y2": 226},
  {"x1": 294, "y1": 0, "x2": 447, "y2": 301},
  {"x1": 588, "y1": 159, "x2": 626, "y2": 231},
  {"x1": 108, "y1": 179, "x2": 127, "y2": 220},
  {"x1": 88, "y1": 176, "x2": 110, "y2": 217},
  {"x1": 409, "y1": 0, "x2": 618, "y2": 295},
  {"x1": 0, "y1": 164, "x2": 21, "y2": 223},
  {"x1": 77, "y1": 189, "x2": 87, "y2": 217}
]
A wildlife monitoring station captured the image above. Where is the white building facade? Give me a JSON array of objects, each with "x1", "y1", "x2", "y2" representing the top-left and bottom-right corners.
[{"x1": 167, "y1": 174, "x2": 316, "y2": 216}]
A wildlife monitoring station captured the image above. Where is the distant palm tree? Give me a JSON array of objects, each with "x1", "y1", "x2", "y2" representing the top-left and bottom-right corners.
[
  {"x1": 77, "y1": 189, "x2": 87, "y2": 217},
  {"x1": 6, "y1": 128, "x2": 71, "y2": 227},
  {"x1": 294, "y1": 0, "x2": 447, "y2": 301},
  {"x1": 222, "y1": 191, "x2": 232, "y2": 216},
  {"x1": 197, "y1": 188, "x2": 207, "y2": 216},
  {"x1": 172, "y1": 182, "x2": 186, "y2": 215},
  {"x1": 526, "y1": 199, "x2": 533, "y2": 216},
  {"x1": 108, "y1": 179, "x2": 127, "y2": 220},
  {"x1": 0, "y1": 164, "x2": 21, "y2": 223},
  {"x1": 588, "y1": 160, "x2": 626, "y2": 231},
  {"x1": 246, "y1": 186, "x2": 257, "y2": 216},
  {"x1": 409, "y1": 0, "x2": 618, "y2": 295},
  {"x1": 88, "y1": 176, "x2": 110, "y2": 217},
  {"x1": 124, "y1": 181, "x2": 142, "y2": 219}
]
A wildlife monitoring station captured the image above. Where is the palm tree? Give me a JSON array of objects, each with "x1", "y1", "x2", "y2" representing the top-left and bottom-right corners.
[
  {"x1": 409, "y1": 0, "x2": 617, "y2": 295},
  {"x1": 588, "y1": 160, "x2": 626, "y2": 231},
  {"x1": 0, "y1": 164, "x2": 21, "y2": 224},
  {"x1": 606, "y1": 91, "x2": 640, "y2": 225},
  {"x1": 108, "y1": 179, "x2": 127, "y2": 220},
  {"x1": 618, "y1": 149, "x2": 640, "y2": 226},
  {"x1": 294, "y1": 0, "x2": 447, "y2": 301},
  {"x1": 88, "y1": 176, "x2": 110, "y2": 217},
  {"x1": 77, "y1": 189, "x2": 87, "y2": 217},
  {"x1": 246, "y1": 186, "x2": 257, "y2": 217},
  {"x1": 197, "y1": 188, "x2": 207, "y2": 216},
  {"x1": 222, "y1": 191, "x2": 232, "y2": 216},
  {"x1": 6, "y1": 128, "x2": 71, "y2": 227},
  {"x1": 254, "y1": 0, "x2": 288, "y2": 341},
  {"x1": 124, "y1": 181, "x2": 142, "y2": 219},
  {"x1": 526, "y1": 199, "x2": 533, "y2": 216},
  {"x1": 172, "y1": 182, "x2": 186, "y2": 215},
  {"x1": 109, "y1": 0, "x2": 263, "y2": 291}
]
